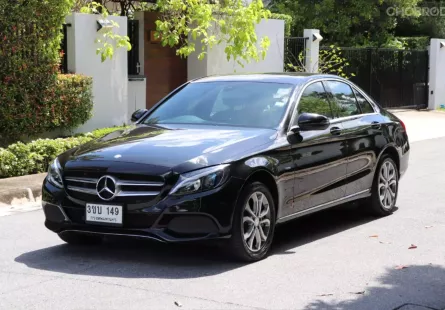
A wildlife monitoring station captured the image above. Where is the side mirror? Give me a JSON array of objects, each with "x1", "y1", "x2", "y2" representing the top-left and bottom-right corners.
[
  {"x1": 296, "y1": 113, "x2": 330, "y2": 131},
  {"x1": 131, "y1": 108, "x2": 148, "y2": 122}
]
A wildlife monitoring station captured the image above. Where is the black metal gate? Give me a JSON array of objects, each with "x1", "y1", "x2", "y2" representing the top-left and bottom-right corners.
[
  {"x1": 321, "y1": 47, "x2": 429, "y2": 109},
  {"x1": 284, "y1": 37, "x2": 308, "y2": 71}
]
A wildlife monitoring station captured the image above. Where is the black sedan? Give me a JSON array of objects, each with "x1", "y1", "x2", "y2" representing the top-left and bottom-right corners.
[{"x1": 42, "y1": 73, "x2": 409, "y2": 261}]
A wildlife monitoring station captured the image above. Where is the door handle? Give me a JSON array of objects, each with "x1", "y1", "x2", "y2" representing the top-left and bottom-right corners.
[
  {"x1": 330, "y1": 127, "x2": 342, "y2": 135},
  {"x1": 371, "y1": 121, "x2": 381, "y2": 129}
]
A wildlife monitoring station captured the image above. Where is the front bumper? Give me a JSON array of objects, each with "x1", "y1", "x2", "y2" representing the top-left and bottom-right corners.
[{"x1": 42, "y1": 176, "x2": 245, "y2": 243}]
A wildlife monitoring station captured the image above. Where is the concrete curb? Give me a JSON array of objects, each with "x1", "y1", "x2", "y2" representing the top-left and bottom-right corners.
[{"x1": 0, "y1": 173, "x2": 46, "y2": 205}]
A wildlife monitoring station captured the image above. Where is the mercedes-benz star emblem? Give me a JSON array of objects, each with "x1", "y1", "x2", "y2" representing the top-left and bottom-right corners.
[{"x1": 96, "y1": 175, "x2": 118, "y2": 201}]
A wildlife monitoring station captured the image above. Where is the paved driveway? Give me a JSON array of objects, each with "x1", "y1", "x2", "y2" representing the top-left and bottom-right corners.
[
  {"x1": 392, "y1": 110, "x2": 445, "y2": 142},
  {"x1": 1, "y1": 110, "x2": 445, "y2": 310}
]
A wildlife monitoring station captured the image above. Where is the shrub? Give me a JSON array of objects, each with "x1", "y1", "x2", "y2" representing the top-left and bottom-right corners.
[
  {"x1": 0, "y1": 126, "x2": 128, "y2": 179},
  {"x1": 0, "y1": 73, "x2": 93, "y2": 146},
  {"x1": 0, "y1": 0, "x2": 77, "y2": 144},
  {"x1": 78, "y1": 126, "x2": 128, "y2": 140},
  {"x1": 49, "y1": 74, "x2": 94, "y2": 131}
]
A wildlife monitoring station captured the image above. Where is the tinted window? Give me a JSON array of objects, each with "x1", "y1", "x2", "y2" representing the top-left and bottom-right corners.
[
  {"x1": 295, "y1": 82, "x2": 333, "y2": 124},
  {"x1": 326, "y1": 81, "x2": 360, "y2": 117},
  {"x1": 142, "y1": 81, "x2": 294, "y2": 129},
  {"x1": 354, "y1": 89, "x2": 375, "y2": 113}
]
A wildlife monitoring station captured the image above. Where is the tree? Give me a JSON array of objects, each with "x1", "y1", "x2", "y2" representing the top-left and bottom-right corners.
[
  {"x1": 395, "y1": 0, "x2": 445, "y2": 44},
  {"x1": 270, "y1": 0, "x2": 422, "y2": 47},
  {"x1": 154, "y1": 0, "x2": 271, "y2": 65},
  {"x1": 75, "y1": 0, "x2": 271, "y2": 65}
]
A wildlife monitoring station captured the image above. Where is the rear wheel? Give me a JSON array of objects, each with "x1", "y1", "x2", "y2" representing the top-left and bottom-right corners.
[
  {"x1": 58, "y1": 232, "x2": 103, "y2": 246},
  {"x1": 227, "y1": 181, "x2": 276, "y2": 262},
  {"x1": 366, "y1": 155, "x2": 399, "y2": 216}
]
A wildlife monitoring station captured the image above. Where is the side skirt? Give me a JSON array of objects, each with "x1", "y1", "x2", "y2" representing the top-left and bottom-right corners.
[{"x1": 276, "y1": 189, "x2": 371, "y2": 224}]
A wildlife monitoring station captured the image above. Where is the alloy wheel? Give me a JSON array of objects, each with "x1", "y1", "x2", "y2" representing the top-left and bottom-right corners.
[
  {"x1": 242, "y1": 191, "x2": 271, "y2": 252},
  {"x1": 378, "y1": 161, "x2": 397, "y2": 210}
]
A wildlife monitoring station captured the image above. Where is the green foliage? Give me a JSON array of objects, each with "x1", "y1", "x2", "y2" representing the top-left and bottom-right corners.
[
  {"x1": 80, "y1": 1, "x2": 132, "y2": 62},
  {"x1": 52, "y1": 74, "x2": 94, "y2": 130},
  {"x1": 271, "y1": 0, "x2": 422, "y2": 46},
  {"x1": 76, "y1": 125, "x2": 128, "y2": 139},
  {"x1": 0, "y1": 73, "x2": 93, "y2": 146},
  {"x1": 0, "y1": 126, "x2": 128, "y2": 178},
  {"x1": 286, "y1": 45, "x2": 356, "y2": 79},
  {"x1": 0, "y1": 0, "x2": 82, "y2": 145},
  {"x1": 270, "y1": 13, "x2": 292, "y2": 37},
  {"x1": 153, "y1": 0, "x2": 272, "y2": 66},
  {"x1": 395, "y1": 36, "x2": 430, "y2": 49}
]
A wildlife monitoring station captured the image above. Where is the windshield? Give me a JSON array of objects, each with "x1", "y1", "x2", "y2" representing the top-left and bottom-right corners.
[{"x1": 142, "y1": 81, "x2": 294, "y2": 129}]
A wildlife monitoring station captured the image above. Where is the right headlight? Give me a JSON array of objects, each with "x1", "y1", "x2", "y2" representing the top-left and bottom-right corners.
[
  {"x1": 47, "y1": 158, "x2": 64, "y2": 189},
  {"x1": 169, "y1": 164, "x2": 230, "y2": 196}
]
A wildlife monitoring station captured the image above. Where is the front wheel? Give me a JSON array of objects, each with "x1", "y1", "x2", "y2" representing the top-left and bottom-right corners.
[
  {"x1": 366, "y1": 155, "x2": 399, "y2": 216},
  {"x1": 227, "y1": 181, "x2": 276, "y2": 262}
]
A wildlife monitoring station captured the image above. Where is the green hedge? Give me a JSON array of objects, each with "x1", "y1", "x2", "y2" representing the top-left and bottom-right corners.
[
  {"x1": 0, "y1": 126, "x2": 127, "y2": 178},
  {"x1": 0, "y1": 0, "x2": 83, "y2": 145},
  {"x1": 0, "y1": 74, "x2": 93, "y2": 146},
  {"x1": 50, "y1": 74, "x2": 94, "y2": 130}
]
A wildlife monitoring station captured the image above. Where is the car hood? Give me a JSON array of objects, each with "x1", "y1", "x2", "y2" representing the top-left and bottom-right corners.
[{"x1": 60, "y1": 124, "x2": 277, "y2": 174}]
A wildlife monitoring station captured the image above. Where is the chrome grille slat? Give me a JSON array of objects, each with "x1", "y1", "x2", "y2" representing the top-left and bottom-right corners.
[
  {"x1": 64, "y1": 175, "x2": 164, "y2": 199},
  {"x1": 118, "y1": 191, "x2": 160, "y2": 197},
  {"x1": 67, "y1": 186, "x2": 97, "y2": 195},
  {"x1": 65, "y1": 177, "x2": 98, "y2": 184},
  {"x1": 116, "y1": 180, "x2": 164, "y2": 187}
]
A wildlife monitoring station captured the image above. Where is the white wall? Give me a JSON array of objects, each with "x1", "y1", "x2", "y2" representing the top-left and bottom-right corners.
[
  {"x1": 66, "y1": 13, "x2": 129, "y2": 133},
  {"x1": 188, "y1": 19, "x2": 284, "y2": 80},
  {"x1": 428, "y1": 39, "x2": 445, "y2": 110}
]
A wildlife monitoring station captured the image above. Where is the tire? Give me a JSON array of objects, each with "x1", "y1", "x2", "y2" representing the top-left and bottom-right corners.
[
  {"x1": 58, "y1": 232, "x2": 103, "y2": 246},
  {"x1": 366, "y1": 155, "x2": 399, "y2": 216},
  {"x1": 227, "y1": 181, "x2": 276, "y2": 262}
]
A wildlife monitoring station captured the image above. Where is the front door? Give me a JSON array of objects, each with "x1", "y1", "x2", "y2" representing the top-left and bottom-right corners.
[{"x1": 282, "y1": 81, "x2": 348, "y2": 218}]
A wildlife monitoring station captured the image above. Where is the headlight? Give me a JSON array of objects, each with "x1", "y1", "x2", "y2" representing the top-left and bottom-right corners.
[
  {"x1": 169, "y1": 164, "x2": 230, "y2": 196},
  {"x1": 47, "y1": 158, "x2": 64, "y2": 189}
]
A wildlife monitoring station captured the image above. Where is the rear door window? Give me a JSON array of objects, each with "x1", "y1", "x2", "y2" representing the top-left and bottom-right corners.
[{"x1": 353, "y1": 89, "x2": 375, "y2": 114}]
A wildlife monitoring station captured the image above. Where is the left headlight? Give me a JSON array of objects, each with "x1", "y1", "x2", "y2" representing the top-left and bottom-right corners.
[
  {"x1": 47, "y1": 158, "x2": 64, "y2": 189},
  {"x1": 169, "y1": 164, "x2": 230, "y2": 196}
]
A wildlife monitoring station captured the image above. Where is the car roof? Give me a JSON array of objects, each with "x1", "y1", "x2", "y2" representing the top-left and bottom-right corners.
[{"x1": 191, "y1": 72, "x2": 343, "y2": 85}]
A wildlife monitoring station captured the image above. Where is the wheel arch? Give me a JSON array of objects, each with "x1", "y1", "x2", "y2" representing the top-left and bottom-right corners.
[
  {"x1": 238, "y1": 168, "x2": 279, "y2": 218},
  {"x1": 377, "y1": 144, "x2": 401, "y2": 176}
]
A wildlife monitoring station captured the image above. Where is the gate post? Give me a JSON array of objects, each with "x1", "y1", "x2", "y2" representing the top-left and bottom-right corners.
[
  {"x1": 428, "y1": 39, "x2": 445, "y2": 110},
  {"x1": 303, "y1": 29, "x2": 322, "y2": 73}
]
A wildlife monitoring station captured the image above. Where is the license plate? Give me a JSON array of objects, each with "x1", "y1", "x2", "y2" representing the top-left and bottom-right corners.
[{"x1": 85, "y1": 204, "x2": 123, "y2": 225}]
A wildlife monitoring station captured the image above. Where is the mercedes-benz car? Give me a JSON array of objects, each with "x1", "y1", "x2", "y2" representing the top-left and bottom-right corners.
[{"x1": 42, "y1": 73, "x2": 409, "y2": 261}]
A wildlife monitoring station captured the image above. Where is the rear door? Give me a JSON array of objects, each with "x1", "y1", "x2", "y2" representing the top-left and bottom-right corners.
[
  {"x1": 324, "y1": 80, "x2": 385, "y2": 197},
  {"x1": 283, "y1": 81, "x2": 348, "y2": 218}
]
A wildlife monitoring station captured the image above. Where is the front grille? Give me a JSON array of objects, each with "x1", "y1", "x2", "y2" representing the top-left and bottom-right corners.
[{"x1": 63, "y1": 171, "x2": 165, "y2": 203}]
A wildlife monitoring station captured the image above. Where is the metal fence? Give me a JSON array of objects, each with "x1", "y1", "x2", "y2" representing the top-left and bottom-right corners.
[
  {"x1": 284, "y1": 37, "x2": 308, "y2": 71},
  {"x1": 319, "y1": 47, "x2": 429, "y2": 109}
]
